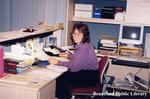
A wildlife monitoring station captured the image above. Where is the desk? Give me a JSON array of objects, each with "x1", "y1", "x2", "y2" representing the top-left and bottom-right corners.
[
  {"x1": 96, "y1": 52, "x2": 150, "y2": 86},
  {"x1": 0, "y1": 66, "x2": 67, "y2": 99}
]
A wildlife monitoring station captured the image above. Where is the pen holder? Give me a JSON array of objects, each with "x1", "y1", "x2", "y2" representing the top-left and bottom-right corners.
[{"x1": 0, "y1": 47, "x2": 4, "y2": 78}]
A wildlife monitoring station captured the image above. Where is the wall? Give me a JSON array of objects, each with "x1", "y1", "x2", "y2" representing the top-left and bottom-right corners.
[
  {"x1": 55, "y1": 0, "x2": 67, "y2": 46},
  {"x1": 0, "y1": 0, "x2": 68, "y2": 48},
  {"x1": 0, "y1": 0, "x2": 67, "y2": 30},
  {"x1": 74, "y1": 0, "x2": 150, "y2": 50},
  {"x1": 0, "y1": 0, "x2": 6, "y2": 31},
  {"x1": 73, "y1": 0, "x2": 126, "y2": 48},
  {"x1": 0, "y1": 0, "x2": 59, "y2": 32},
  {"x1": 87, "y1": 23, "x2": 120, "y2": 48},
  {"x1": 0, "y1": 0, "x2": 11, "y2": 32},
  {"x1": 126, "y1": 0, "x2": 150, "y2": 24}
]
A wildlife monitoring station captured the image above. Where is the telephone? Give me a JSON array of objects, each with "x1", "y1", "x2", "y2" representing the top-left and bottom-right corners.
[{"x1": 43, "y1": 45, "x2": 66, "y2": 56}]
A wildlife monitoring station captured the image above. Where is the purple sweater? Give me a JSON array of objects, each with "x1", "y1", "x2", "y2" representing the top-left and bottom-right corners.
[{"x1": 57, "y1": 43, "x2": 98, "y2": 72}]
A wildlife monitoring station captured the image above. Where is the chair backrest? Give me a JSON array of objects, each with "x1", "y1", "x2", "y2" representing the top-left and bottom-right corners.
[{"x1": 98, "y1": 56, "x2": 109, "y2": 84}]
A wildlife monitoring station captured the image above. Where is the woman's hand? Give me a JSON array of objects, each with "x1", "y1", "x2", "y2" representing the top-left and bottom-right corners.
[
  {"x1": 48, "y1": 57, "x2": 58, "y2": 65},
  {"x1": 59, "y1": 52, "x2": 68, "y2": 58}
]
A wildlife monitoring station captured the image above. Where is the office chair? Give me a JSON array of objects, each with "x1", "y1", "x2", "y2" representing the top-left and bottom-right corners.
[{"x1": 70, "y1": 56, "x2": 109, "y2": 98}]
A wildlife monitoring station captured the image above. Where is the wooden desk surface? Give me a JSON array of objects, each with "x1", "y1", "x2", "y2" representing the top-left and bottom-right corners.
[
  {"x1": 0, "y1": 66, "x2": 67, "y2": 91},
  {"x1": 96, "y1": 52, "x2": 150, "y2": 62},
  {"x1": 0, "y1": 23, "x2": 63, "y2": 43},
  {"x1": 0, "y1": 52, "x2": 68, "y2": 99},
  {"x1": 119, "y1": 46, "x2": 141, "y2": 51}
]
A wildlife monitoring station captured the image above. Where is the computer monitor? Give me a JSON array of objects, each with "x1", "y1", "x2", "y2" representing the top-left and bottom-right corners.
[{"x1": 119, "y1": 24, "x2": 144, "y2": 45}]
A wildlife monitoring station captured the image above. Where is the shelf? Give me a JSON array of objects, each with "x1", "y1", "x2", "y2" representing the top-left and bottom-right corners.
[
  {"x1": 0, "y1": 23, "x2": 64, "y2": 43},
  {"x1": 73, "y1": 17, "x2": 123, "y2": 25},
  {"x1": 73, "y1": 17, "x2": 150, "y2": 26}
]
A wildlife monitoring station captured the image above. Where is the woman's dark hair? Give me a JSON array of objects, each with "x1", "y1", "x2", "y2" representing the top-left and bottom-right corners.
[{"x1": 71, "y1": 22, "x2": 91, "y2": 44}]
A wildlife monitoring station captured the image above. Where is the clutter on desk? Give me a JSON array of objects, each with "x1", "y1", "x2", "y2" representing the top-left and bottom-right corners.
[
  {"x1": 23, "y1": 28, "x2": 37, "y2": 32},
  {"x1": 43, "y1": 45, "x2": 66, "y2": 57},
  {"x1": 11, "y1": 43, "x2": 26, "y2": 54},
  {"x1": 97, "y1": 35, "x2": 118, "y2": 57},
  {"x1": 113, "y1": 78, "x2": 133, "y2": 88},
  {"x1": 125, "y1": 72, "x2": 149, "y2": 90},
  {"x1": 32, "y1": 59, "x2": 49, "y2": 68},
  {"x1": 98, "y1": 35, "x2": 117, "y2": 51},
  {"x1": 26, "y1": 39, "x2": 34, "y2": 54},
  {"x1": 43, "y1": 48, "x2": 59, "y2": 56},
  {"x1": 4, "y1": 58, "x2": 32, "y2": 74},
  {"x1": 4, "y1": 52, "x2": 35, "y2": 74}
]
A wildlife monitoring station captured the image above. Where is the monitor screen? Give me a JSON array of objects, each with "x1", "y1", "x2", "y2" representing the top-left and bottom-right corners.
[
  {"x1": 122, "y1": 26, "x2": 140, "y2": 40},
  {"x1": 119, "y1": 24, "x2": 144, "y2": 45}
]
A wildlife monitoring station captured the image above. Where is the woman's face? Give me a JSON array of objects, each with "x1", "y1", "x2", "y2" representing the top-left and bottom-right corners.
[{"x1": 72, "y1": 29, "x2": 83, "y2": 44}]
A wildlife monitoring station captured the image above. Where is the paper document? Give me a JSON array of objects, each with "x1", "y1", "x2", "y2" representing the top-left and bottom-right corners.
[
  {"x1": 28, "y1": 69, "x2": 58, "y2": 83},
  {"x1": 47, "y1": 64, "x2": 68, "y2": 72},
  {"x1": 0, "y1": 74, "x2": 35, "y2": 85}
]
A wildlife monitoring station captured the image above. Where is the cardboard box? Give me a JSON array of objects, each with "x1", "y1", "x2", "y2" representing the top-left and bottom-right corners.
[
  {"x1": 74, "y1": 10, "x2": 92, "y2": 18},
  {"x1": 75, "y1": 4, "x2": 93, "y2": 11}
]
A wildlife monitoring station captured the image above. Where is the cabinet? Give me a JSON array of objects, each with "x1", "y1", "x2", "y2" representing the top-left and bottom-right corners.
[
  {"x1": 66, "y1": 0, "x2": 150, "y2": 46},
  {"x1": 0, "y1": 79, "x2": 56, "y2": 99}
]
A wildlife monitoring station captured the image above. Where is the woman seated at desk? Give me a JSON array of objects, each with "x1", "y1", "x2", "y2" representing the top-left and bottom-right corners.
[{"x1": 48, "y1": 22, "x2": 99, "y2": 98}]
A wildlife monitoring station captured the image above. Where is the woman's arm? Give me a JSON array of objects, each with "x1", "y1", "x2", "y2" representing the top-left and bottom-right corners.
[
  {"x1": 59, "y1": 52, "x2": 73, "y2": 59},
  {"x1": 57, "y1": 46, "x2": 89, "y2": 72}
]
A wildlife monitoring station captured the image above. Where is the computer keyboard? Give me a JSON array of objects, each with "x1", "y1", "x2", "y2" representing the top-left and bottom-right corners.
[{"x1": 111, "y1": 59, "x2": 149, "y2": 68}]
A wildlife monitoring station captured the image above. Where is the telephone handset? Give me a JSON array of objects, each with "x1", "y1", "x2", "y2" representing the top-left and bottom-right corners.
[
  {"x1": 49, "y1": 45, "x2": 66, "y2": 52},
  {"x1": 43, "y1": 45, "x2": 66, "y2": 56}
]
